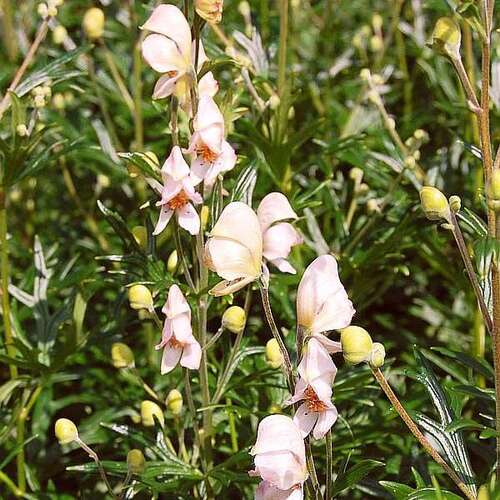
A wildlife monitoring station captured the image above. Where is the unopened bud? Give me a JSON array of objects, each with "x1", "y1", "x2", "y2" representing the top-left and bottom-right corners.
[
  {"x1": 111, "y1": 342, "x2": 135, "y2": 368},
  {"x1": 34, "y1": 95, "x2": 46, "y2": 108},
  {"x1": 449, "y1": 195, "x2": 461, "y2": 213},
  {"x1": 265, "y1": 338, "x2": 283, "y2": 369},
  {"x1": 419, "y1": 186, "x2": 450, "y2": 222},
  {"x1": 83, "y1": 7, "x2": 105, "y2": 39},
  {"x1": 16, "y1": 124, "x2": 28, "y2": 137},
  {"x1": 55, "y1": 418, "x2": 78, "y2": 444},
  {"x1": 269, "y1": 95, "x2": 280, "y2": 110},
  {"x1": 432, "y1": 17, "x2": 461, "y2": 60},
  {"x1": 222, "y1": 306, "x2": 246, "y2": 334},
  {"x1": 52, "y1": 93, "x2": 66, "y2": 110},
  {"x1": 349, "y1": 167, "x2": 363, "y2": 184},
  {"x1": 340, "y1": 326, "x2": 373, "y2": 365},
  {"x1": 127, "y1": 449, "x2": 146, "y2": 474},
  {"x1": 477, "y1": 485, "x2": 490, "y2": 500},
  {"x1": 140, "y1": 400, "x2": 164, "y2": 427},
  {"x1": 195, "y1": 0, "x2": 223, "y2": 23},
  {"x1": 38, "y1": 3, "x2": 49, "y2": 18},
  {"x1": 372, "y1": 13, "x2": 383, "y2": 31},
  {"x1": 369, "y1": 342, "x2": 385, "y2": 368},
  {"x1": 132, "y1": 226, "x2": 148, "y2": 249},
  {"x1": 487, "y1": 170, "x2": 500, "y2": 211},
  {"x1": 238, "y1": 1, "x2": 251, "y2": 18},
  {"x1": 167, "y1": 250, "x2": 178, "y2": 273},
  {"x1": 128, "y1": 285, "x2": 153, "y2": 310},
  {"x1": 413, "y1": 129, "x2": 428, "y2": 141},
  {"x1": 166, "y1": 389, "x2": 183, "y2": 415},
  {"x1": 201, "y1": 205, "x2": 209, "y2": 229},
  {"x1": 366, "y1": 199, "x2": 380, "y2": 213},
  {"x1": 357, "y1": 183, "x2": 369, "y2": 194},
  {"x1": 52, "y1": 25, "x2": 67, "y2": 44},
  {"x1": 404, "y1": 156, "x2": 416, "y2": 169},
  {"x1": 360, "y1": 68, "x2": 371, "y2": 81},
  {"x1": 370, "y1": 35, "x2": 383, "y2": 52}
]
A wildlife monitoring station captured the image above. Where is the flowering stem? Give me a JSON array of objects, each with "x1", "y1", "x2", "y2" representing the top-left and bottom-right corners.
[
  {"x1": 76, "y1": 438, "x2": 117, "y2": 500},
  {"x1": 277, "y1": 0, "x2": 289, "y2": 99},
  {"x1": 325, "y1": 430, "x2": 333, "y2": 499},
  {"x1": 173, "y1": 222, "x2": 196, "y2": 290},
  {"x1": 0, "y1": 19, "x2": 48, "y2": 120},
  {"x1": 371, "y1": 367, "x2": 476, "y2": 499},
  {"x1": 305, "y1": 438, "x2": 323, "y2": 500},
  {"x1": 258, "y1": 283, "x2": 294, "y2": 391},
  {"x1": 203, "y1": 325, "x2": 225, "y2": 351},
  {"x1": 449, "y1": 211, "x2": 493, "y2": 335}
]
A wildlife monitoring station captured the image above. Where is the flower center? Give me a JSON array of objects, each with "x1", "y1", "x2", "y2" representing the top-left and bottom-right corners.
[
  {"x1": 197, "y1": 144, "x2": 218, "y2": 164},
  {"x1": 168, "y1": 338, "x2": 183, "y2": 349},
  {"x1": 304, "y1": 386, "x2": 328, "y2": 412},
  {"x1": 166, "y1": 70, "x2": 178, "y2": 78},
  {"x1": 168, "y1": 191, "x2": 189, "y2": 210}
]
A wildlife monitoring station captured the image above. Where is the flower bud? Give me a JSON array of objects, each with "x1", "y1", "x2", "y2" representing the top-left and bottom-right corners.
[
  {"x1": 340, "y1": 326, "x2": 373, "y2": 365},
  {"x1": 140, "y1": 400, "x2": 164, "y2": 427},
  {"x1": 360, "y1": 68, "x2": 371, "y2": 81},
  {"x1": 366, "y1": 199, "x2": 380, "y2": 213},
  {"x1": 265, "y1": 338, "x2": 284, "y2": 369},
  {"x1": 128, "y1": 285, "x2": 153, "y2": 310},
  {"x1": 222, "y1": 306, "x2": 246, "y2": 334},
  {"x1": 404, "y1": 156, "x2": 416, "y2": 169},
  {"x1": 111, "y1": 342, "x2": 135, "y2": 369},
  {"x1": 132, "y1": 226, "x2": 148, "y2": 249},
  {"x1": 195, "y1": 0, "x2": 223, "y2": 23},
  {"x1": 487, "y1": 170, "x2": 500, "y2": 211},
  {"x1": 55, "y1": 418, "x2": 79, "y2": 444},
  {"x1": 167, "y1": 250, "x2": 178, "y2": 273},
  {"x1": 83, "y1": 7, "x2": 105, "y2": 39},
  {"x1": 369, "y1": 342, "x2": 385, "y2": 368},
  {"x1": 52, "y1": 93, "x2": 66, "y2": 110},
  {"x1": 269, "y1": 95, "x2": 280, "y2": 110},
  {"x1": 419, "y1": 186, "x2": 450, "y2": 222},
  {"x1": 127, "y1": 449, "x2": 146, "y2": 474},
  {"x1": 38, "y1": 3, "x2": 49, "y2": 18},
  {"x1": 449, "y1": 195, "x2": 461, "y2": 213},
  {"x1": 166, "y1": 389, "x2": 183, "y2": 416},
  {"x1": 432, "y1": 17, "x2": 461, "y2": 60},
  {"x1": 201, "y1": 205, "x2": 209, "y2": 230},
  {"x1": 52, "y1": 25, "x2": 67, "y2": 44},
  {"x1": 349, "y1": 167, "x2": 363, "y2": 184},
  {"x1": 477, "y1": 485, "x2": 490, "y2": 500},
  {"x1": 16, "y1": 124, "x2": 28, "y2": 137},
  {"x1": 370, "y1": 35, "x2": 383, "y2": 52}
]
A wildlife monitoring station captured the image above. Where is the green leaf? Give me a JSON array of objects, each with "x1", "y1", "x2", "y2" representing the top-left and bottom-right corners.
[
  {"x1": 380, "y1": 481, "x2": 415, "y2": 498},
  {"x1": 331, "y1": 459, "x2": 384, "y2": 495},
  {"x1": 118, "y1": 152, "x2": 161, "y2": 181}
]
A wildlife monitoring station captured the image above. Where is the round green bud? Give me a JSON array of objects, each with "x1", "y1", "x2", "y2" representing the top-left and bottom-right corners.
[
  {"x1": 349, "y1": 167, "x2": 364, "y2": 184},
  {"x1": 127, "y1": 449, "x2": 146, "y2": 474},
  {"x1": 167, "y1": 250, "x2": 178, "y2": 273},
  {"x1": 166, "y1": 389, "x2": 183, "y2": 416},
  {"x1": 340, "y1": 326, "x2": 373, "y2": 365},
  {"x1": 265, "y1": 338, "x2": 284, "y2": 369},
  {"x1": 487, "y1": 170, "x2": 500, "y2": 212},
  {"x1": 222, "y1": 306, "x2": 246, "y2": 334},
  {"x1": 369, "y1": 342, "x2": 386, "y2": 368},
  {"x1": 432, "y1": 17, "x2": 461, "y2": 60},
  {"x1": 419, "y1": 186, "x2": 450, "y2": 222},
  {"x1": 111, "y1": 342, "x2": 135, "y2": 369},
  {"x1": 449, "y1": 195, "x2": 461, "y2": 213},
  {"x1": 140, "y1": 400, "x2": 164, "y2": 427},
  {"x1": 83, "y1": 7, "x2": 105, "y2": 39},
  {"x1": 55, "y1": 418, "x2": 78, "y2": 444},
  {"x1": 128, "y1": 285, "x2": 153, "y2": 311},
  {"x1": 132, "y1": 226, "x2": 148, "y2": 249}
]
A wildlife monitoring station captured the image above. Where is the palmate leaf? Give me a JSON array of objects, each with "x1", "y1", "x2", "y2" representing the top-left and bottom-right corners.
[{"x1": 412, "y1": 348, "x2": 476, "y2": 493}]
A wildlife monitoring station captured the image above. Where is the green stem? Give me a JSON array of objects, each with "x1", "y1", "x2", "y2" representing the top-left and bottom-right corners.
[
  {"x1": 325, "y1": 430, "x2": 333, "y2": 499},
  {"x1": 0, "y1": 470, "x2": 20, "y2": 497},
  {"x1": 1, "y1": 0, "x2": 18, "y2": 61},
  {"x1": 305, "y1": 438, "x2": 323, "y2": 499},
  {"x1": 277, "y1": 0, "x2": 289, "y2": 98},
  {"x1": 0, "y1": 188, "x2": 17, "y2": 379}
]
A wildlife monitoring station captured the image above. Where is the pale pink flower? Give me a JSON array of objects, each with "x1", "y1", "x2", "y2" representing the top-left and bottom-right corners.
[
  {"x1": 250, "y1": 415, "x2": 308, "y2": 491},
  {"x1": 257, "y1": 193, "x2": 303, "y2": 274},
  {"x1": 155, "y1": 285, "x2": 201, "y2": 374},
  {"x1": 255, "y1": 481, "x2": 303, "y2": 500},
  {"x1": 141, "y1": 5, "x2": 218, "y2": 109},
  {"x1": 187, "y1": 95, "x2": 236, "y2": 188},
  {"x1": 296, "y1": 255, "x2": 355, "y2": 335},
  {"x1": 205, "y1": 202, "x2": 263, "y2": 295},
  {"x1": 149, "y1": 146, "x2": 202, "y2": 236}
]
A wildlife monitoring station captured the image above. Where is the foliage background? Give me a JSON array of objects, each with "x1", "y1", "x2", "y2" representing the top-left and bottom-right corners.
[{"x1": 0, "y1": 0, "x2": 498, "y2": 498}]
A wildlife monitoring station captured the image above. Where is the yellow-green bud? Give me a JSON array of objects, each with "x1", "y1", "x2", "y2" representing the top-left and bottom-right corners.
[
  {"x1": 166, "y1": 389, "x2": 183, "y2": 415},
  {"x1": 167, "y1": 250, "x2": 178, "y2": 273},
  {"x1": 366, "y1": 199, "x2": 380, "y2": 213},
  {"x1": 369, "y1": 342, "x2": 385, "y2": 368},
  {"x1": 195, "y1": 0, "x2": 223, "y2": 23},
  {"x1": 419, "y1": 186, "x2": 450, "y2": 222},
  {"x1": 127, "y1": 449, "x2": 146, "y2": 474},
  {"x1": 370, "y1": 35, "x2": 383, "y2": 52},
  {"x1": 372, "y1": 13, "x2": 383, "y2": 31},
  {"x1": 349, "y1": 167, "x2": 364, "y2": 184},
  {"x1": 140, "y1": 400, "x2": 164, "y2": 427},
  {"x1": 266, "y1": 338, "x2": 284, "y2": 369},
  {"x1": 360, "y1": 68, "x2": 371, "y2": 81},
  {"x1": 477, "y1": 485, "x2": 490, "y2": 500},
  {"x1": 269, "y1": 95, "x2": 280, "y2": 110},
  {"x1": 55, "y1": 418, "x2": 79, "y2": 444},
  {"x1": 449, "y1": 195, "x2": 461, "y2": 213},
  {"x1": 111, "y1": 342, "x2": 135, "y2": 369},
  {"x1": 201, "y1": 205, "x2": 210, "y2": 230},
  {"x1": 52, "y1": 93, "x2": 66, "y2": 110},
  {"x1": 132, "y1": 226, "x2": 148, "y2": 249},
  {"x1": 432, "y1": 17, "x2": 461, "y2": 60},
  {"x1": 52, "y1": 25, "x2": 67, "y2": 44},
  {"x1": 83, "y1": 8, "x2": 105, "y2": 39},
  {"x1": 222, "y1": 306, "x2": 246, "y2": 334},
  {"x1": 16, "y1": 124, "x2": 28, "y2": 137},
  {"x1": 487, "y1": 170, "x2": 500, "y2": 211},
  {"x1": 340, "y1": 326, "x2": 373, "y2": 364},
  {"x1": 128, "y1": 285, "x2": 153, "y2": 310}
]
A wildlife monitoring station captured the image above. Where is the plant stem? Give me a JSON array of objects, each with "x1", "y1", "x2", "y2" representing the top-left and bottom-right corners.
[
  {"x1": 258, "y1": 283, "x2": 294, "y2": 391},
  {"x1": 0, "y1": 188, "x2": 17, "y2": 378},
  {"x1": 372, "y1": 367, "x2": 476, "y2": 500},
  {"x1": 305, "y1": 438, "x2": 323, "y2": 500},
  {"x1": 277, "y1": 0, "x2": 289, "y2": 99},
  {"x1": 325, "y1": 430, "x2": 333, "y2": 499},
  {"x1": 449, "y1": 211, "x2": 493, "y2": 334},
  {"x1": 0, "y1": 19, "x2": 48, "y2": 120},
  {"x1": 0, "y1": 470, "x2": 20, "y2": 497},
  {"x1": 1, "y1": 0, "x2": 18, "y2": 62},
  {"x1": 76, "y1": 439, "x2": 117, "y2": 499}
]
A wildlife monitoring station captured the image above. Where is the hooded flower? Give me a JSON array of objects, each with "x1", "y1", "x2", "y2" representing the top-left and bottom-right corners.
[
  {"x1": 296, "y1": 255, "x2": 355, "y2": 335},
  {"x1": 149, "y1": 146, "x2": 202, "y2": 235},
  {"x1": 155, "y1": 285, "x2": 201, "y2": 374},
  {"x1": 205, "y1": 202, "x2": 263, "y2": 295},
  {"x1": 141, "y1": 5, "x2": 218, "y2": 110},
  {"x1": 257, "y1": 193, "x2": 303, "y2": 274},
  {"x1": 250, "y1": 415, "x2": 308, "y2": 492},
  {"x1": 187, "y1": 95, "x2": 236, "y2": 188},
  {"x1": 255, "y1": 481, "x2": 303, "y2": 500}
]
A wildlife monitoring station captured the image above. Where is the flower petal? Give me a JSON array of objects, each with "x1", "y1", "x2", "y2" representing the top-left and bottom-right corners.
[
  {"x1": 257, "y1": 192, "x2": 298, "y2": 231},
  {"x1": 255, "y1": 481, "x2": 304, "y2": 500},
  {"x1": 163, "y1": 284, "x2": 191, "y2": 317},
  {"x1": 199, "y1": 71, "x2": 219, "y2": 97},
  {"x1": 153, "y1": 73, "x2": 181, "y2": 99},
  {"x1": 254, "y1": 451, "x2": 308, "y2": 491},
  {"x1": 205, "y1": 238, "x2": 258, "y2": 281},
  {"x1": 160, "y1": 344, "x2": 182, "y2": 374},
  {"x1": 162, "y1": 146, "x2": 190, "y2": 180},
  {"x1": 208, "y1": 276, "x2": 255, "y2": 296},
  {"x1": 293, "y1": 402, "x2": 318, "y2": 438},
  {"x1": 142, "y1": 34, "x2": 185, "y2": 73},
  {"x1": 153, "y1": 206, "x2": 173, "y2": 235},
  {"x1": 177, "y1": 203, "x2": 200, "y2": 235},
  {"x1": 263, "y1": 222, "x2": 302, "y2": 262},
  {"x1": 312, "y1": 406, "x2": 338, "y2": 440},
  {"x1": 181, "y1": 340, "x2": 202, "y2": 370}
]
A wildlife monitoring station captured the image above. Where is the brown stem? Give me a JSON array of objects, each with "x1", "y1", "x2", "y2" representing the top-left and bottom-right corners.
[{"x1": 372, "y1": 367, "x2": 476, "y2": 499}]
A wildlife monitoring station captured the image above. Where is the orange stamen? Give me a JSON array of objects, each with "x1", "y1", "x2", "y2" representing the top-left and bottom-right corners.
[
  {"x1": 197, "y1": 144, "x2": 218, "y2": 164},
  {"x1": 168, "y1": 190, "x2": 189, "y2": 210},
  {"x1": 304, "y1": 386, "x2": 328, "y2": 412}
]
